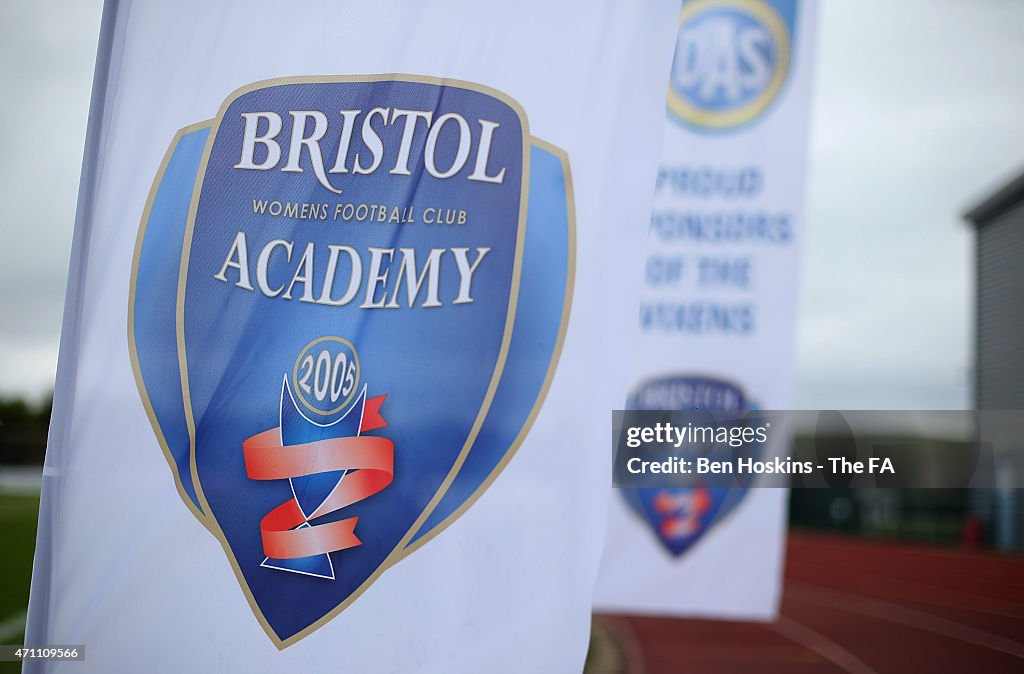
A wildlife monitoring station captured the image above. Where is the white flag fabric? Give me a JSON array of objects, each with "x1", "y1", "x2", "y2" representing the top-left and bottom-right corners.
[
  {"x1": 595, "y1": 0, "x2": 818, "y2": 619},
  {"x1": 26, "y1": 1, "x2": 680, "y2": 671}
]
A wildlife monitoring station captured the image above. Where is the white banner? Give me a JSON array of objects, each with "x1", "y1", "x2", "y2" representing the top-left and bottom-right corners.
[
  {"x1": 26, "y1": 1, "x2": 681, "y2": 671},
  {"x1": 595, "y1": 0, "x2": 818, "y2": 619}
]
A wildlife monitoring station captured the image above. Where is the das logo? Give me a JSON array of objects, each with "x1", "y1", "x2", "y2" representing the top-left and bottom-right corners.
[
  {"x1": 621, "y1": 375, "x2": 760, "y2": 557},
  {"x1": 128, "y1": 75, "x2": 575, "y2": 647},
  {"x1": 668, "y1": 0, "x2": 797, "y2": 131}
]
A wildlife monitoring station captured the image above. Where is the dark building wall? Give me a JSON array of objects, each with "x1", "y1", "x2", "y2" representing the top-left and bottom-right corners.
[
  {"x1": 976, "y1": 203, "x2": 1024, "y2": 409},
  {"x1": 966, "y1": 170, "x2": 1024, "y2": 550}
]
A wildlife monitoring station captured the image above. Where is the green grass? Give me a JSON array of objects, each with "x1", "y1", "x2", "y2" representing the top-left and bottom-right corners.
[
  {"x1": 0, "y1": 493, "x2": 39, "y2": 674},
  {"x1": 0, "y1": 494, "x2": 38, "y2": 625}
]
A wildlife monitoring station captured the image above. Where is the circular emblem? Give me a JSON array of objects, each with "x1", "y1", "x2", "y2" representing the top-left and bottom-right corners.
[
  {"x1": 292, "y1": 336, "x2": 361, "y2": 416},
  {"x1": 667, "y1": 0, "x2": 791, "y2": 130}
]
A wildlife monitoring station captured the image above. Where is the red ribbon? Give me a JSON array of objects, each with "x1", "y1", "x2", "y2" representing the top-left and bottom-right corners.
[{"x1": 242, "y1": 396, "x2": 393, "y2": 559}]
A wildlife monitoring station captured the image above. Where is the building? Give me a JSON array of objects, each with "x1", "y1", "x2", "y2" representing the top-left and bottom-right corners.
[{"x1": 965, "y1": 169, "x2": 1024, "y2": 550}]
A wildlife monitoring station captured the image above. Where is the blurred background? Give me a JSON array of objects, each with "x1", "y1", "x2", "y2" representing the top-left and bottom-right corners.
[{"x1": 1, "y1": 1, "x2": 1022, "y2": 672}]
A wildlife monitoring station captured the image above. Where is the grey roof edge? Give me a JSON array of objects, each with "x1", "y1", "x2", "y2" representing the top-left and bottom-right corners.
[{"x1": 964, "y1": 168, "x2": 1024, "y2": 225}]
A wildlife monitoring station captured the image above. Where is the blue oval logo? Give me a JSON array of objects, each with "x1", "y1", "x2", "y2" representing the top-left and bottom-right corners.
[
  {"x1": 668, "y1": 0, "x2": 792, "y2": 131},
  {"x1": 292, "y1": 336, "x2": 361, "y2": 417}
]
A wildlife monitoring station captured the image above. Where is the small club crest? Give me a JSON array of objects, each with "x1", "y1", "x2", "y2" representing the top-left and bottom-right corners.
[{"x1": 621, "y1": 375, "x2": 758, "y2": 557}]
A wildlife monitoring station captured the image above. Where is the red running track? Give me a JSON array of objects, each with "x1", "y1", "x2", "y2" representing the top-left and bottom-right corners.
[{"x1": 601, "y1": 532, "x2": 1024, "y2": 673}]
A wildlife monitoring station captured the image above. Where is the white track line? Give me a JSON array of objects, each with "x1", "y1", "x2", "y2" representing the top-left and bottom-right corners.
[
  {"x1": 788, "y1": 584, "x2": 1024, "y2": 660},
  {"x1": 594, "y1": 615, "x2": 647, "y2": 674},
  {"x1": 772, "y1": 616, "x2": 878, "y2": 674},
  {"x1": 788, "y1": 567, "x2": 1024, "y2": 620}
]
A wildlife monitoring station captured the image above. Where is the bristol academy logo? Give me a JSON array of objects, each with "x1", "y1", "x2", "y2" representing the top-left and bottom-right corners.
[
  {"x1": 667, "y1": 0, "x2": 797, "y2": 131},
  {"x1": 246, "y1": 337, "x2": 392, "y2": 581},
  {"x1": 128, "y1": 75, "x2": 575, "y2": 647},
  {"x1": 621, "y1": 375, "x2": 759, "y2": 557}
]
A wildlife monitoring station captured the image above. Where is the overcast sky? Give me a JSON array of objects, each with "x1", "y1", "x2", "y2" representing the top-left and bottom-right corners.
[{"x1": 1, "y1": 0, "x2": 1022, "y2": 409}]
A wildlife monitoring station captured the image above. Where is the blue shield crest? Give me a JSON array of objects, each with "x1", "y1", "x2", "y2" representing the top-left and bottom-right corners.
[
  {"x1": 129, "y1": 76, "x2": 575, "y2": 646},
  {"x1": 621, "y1": 375, "x2": 759, "y2": 557}
]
